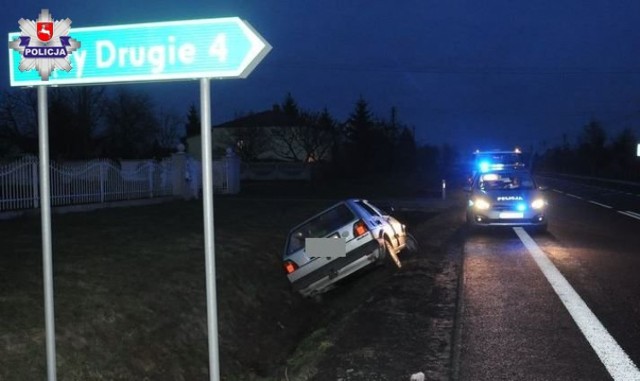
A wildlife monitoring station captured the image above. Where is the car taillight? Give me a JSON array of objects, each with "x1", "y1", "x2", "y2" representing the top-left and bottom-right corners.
[
  {"x1": 353, "y1": 220, "x2": 368, "y2": 237},
  {"x1": 283, "y1": 260, "x2": 298, "y2": 275}
]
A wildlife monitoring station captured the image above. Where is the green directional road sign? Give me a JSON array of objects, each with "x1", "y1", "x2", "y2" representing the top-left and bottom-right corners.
[{"x1": 8, "y1": 17, "x2": 272, "y2": 86}]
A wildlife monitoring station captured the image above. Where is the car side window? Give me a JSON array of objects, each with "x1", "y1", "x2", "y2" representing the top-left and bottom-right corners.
[
  {"x1": 356, "y1": 201, "x2": 380, "y2": 217},
  {"x1": 366, "y1": 202, "x2": 388, "y2": 216}
]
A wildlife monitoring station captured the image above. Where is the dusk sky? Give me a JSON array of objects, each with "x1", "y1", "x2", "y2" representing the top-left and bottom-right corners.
[{"x1": 4, "y1": 1, "x2": 640, "y2": 154}]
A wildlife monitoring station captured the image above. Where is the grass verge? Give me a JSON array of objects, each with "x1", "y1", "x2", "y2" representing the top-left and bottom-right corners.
[{"x1": 0, "y1": 198, "x2": 335, "y2": 381}]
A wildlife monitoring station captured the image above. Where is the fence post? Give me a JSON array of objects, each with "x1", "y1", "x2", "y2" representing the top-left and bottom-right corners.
[
  {"x1": 99, "y1": 160, "x2": 105, "y2": 203},
  {"x1": 225, "y1": 148, "x2": 240, "y2": 194},
  {"x1": 148, "y1": 160, "x2": 154, "y2": 198},
  {"x1": 171, "y1": 144, "x2": 188, "y2": 199},
  {"x1": 32, "y1": 159, "x2": 39, "y2": 208}
]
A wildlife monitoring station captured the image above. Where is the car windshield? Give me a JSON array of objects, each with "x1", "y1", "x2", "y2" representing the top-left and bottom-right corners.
[
  {"x1": 474, "y1": 152, "x2": 524, "y2": 168},
  {"x1": 476, "y1": 172, "x2": 535, "y2": 191},
  {"x1": 286, "y1": 203, "x2": 356, "y2": 255}
]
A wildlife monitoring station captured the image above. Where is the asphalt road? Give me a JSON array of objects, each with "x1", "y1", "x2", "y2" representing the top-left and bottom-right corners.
[{"x1": 455, "y1": 176, "x2": 640, "y2": 380}]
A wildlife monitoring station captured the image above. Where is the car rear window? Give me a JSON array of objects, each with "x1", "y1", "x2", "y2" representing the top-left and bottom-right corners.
[{"x1": 286, "y1": 204, "x2": 356, "y2": 255}]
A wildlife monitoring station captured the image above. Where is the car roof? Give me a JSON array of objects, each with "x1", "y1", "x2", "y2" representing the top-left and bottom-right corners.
[
  {"x1": 287, "y1": 198, "x2": 366, "y2": 233},
  {"x1": 473, "y1": 147, "x2": 522, "y2": 154}
]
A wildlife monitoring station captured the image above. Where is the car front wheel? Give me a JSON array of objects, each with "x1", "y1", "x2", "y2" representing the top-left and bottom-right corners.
[{"x1": 385, "y1": 239, "x2": 402, "y2": 269}]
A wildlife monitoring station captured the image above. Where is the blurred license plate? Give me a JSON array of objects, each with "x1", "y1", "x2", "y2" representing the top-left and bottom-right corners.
[{"x1": 499, "y1": 212, "x2": 523, "y2": 219}]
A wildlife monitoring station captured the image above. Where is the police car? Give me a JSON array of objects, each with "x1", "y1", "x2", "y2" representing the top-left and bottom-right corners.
[
  {"x1": 465, "y1": 151, "x2": 548, "y2": 230},
  {"x1": 473, "y1": 148, "x2": 525, "y2": 173}
]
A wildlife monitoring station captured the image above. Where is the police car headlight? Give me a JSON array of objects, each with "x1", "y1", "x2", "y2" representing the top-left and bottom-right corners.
[
  {"x1": 473, "y1": 198, "x2": 491, "y2": 210},
  {"x1": 531, "y1": 199, "x2": 546, "y2": 209}
]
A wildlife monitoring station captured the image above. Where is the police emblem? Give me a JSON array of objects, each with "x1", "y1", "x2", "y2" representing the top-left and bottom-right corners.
[{"x1": 9, "y1": 9, "x2": 81, "y2": 81}]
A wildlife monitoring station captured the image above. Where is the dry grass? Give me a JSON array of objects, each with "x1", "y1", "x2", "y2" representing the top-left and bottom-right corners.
[{"x1": 0, "y1": 198, "x2": 335, "y2": 381}]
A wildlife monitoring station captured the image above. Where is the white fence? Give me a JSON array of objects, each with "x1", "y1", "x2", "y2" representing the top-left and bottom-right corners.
[
  {"x1": 0, "y1": 156, "x2": 174, "y2": 212},
  {"x1": 185, "y1": 149, "x2": 241, "y2": 197},
  {"x1": 0, "y1": 151, "x2": 242, "y2": 213}
]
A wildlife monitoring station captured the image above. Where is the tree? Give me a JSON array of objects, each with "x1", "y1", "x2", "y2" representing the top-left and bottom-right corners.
[
  {"x1": 578, "y1": 119, "x2": 608, "y2": 175},
  {"x1": 313, "y1": 108, "x2": 340, "y2": 162},
  {"x1": 345, "y1": 96, "x2": 374, "y2": 148},
  {"x1": 298, "y1": 109, "x2": 337, "y2": 162},
  {"x1": 375, "y1": 106, "x2": 411, "y2": 172},
  {"x1": 228, "y1": 126, "x2": 272, "y2": 162},
  {"x1": 44, "y1": 86, "x2": 107, "y2": 160},
  {"x1": 384, "y1": 106, "x2": 401, "y2": 144},
  {"x1": 439, "y1": 143, "x2": 459, "y2": 175},
  {"x1": 0, "y1": 89, "x2": 38, "y2": 157},
  {"x1": 281, "y1": 92, "x2": 300, "y2": 124},
  {"x1": 153, "y1": 109, "x2": 183, "y2": 158},
  {"x1": 103, "y1": 88, "x2": 159, "y2": 159},
  {"x1": 270, "y1": 93, "x2": 303, "y2": 161},
  {"x1": 344, "y1": 96, "x2": 376, "y2": 172},
  {"x1": 609, "y1": 128, "x2": 639, "y2": 180},
  {"x1": 416, "y1": 144, "x2": 440, "y2": 173},
  {"x1": 395, "y1": 127, "x2": 417, "y2": 172},
  {"x1": 48, "y1": 89, "x2": 76, "y2": 159},
  {"x1": 184, "y1": 104, "x2": 200, "y2": 138},
  {"x1": 270, "y1": 94, "x2": 336, "y2": 163}
]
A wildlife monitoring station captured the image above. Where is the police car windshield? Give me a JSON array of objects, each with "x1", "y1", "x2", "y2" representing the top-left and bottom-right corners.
[
  {"x1": 474, "y1": 152, "x2": 522, "y2": 166},
  {"x1": 477, "y1": 172, "x2": 535, "y2": 191}
]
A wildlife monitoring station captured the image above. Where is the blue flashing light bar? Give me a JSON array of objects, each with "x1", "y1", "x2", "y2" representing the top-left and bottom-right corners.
[{"x1": 478, "y1": 161, "x2": 507, "y2": 173}]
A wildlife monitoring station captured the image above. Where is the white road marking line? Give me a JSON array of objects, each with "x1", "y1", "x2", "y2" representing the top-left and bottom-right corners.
[
  {"x1": 552, "y1": 189, "x2": 564, "y2": 194},
  {"x1": 618, "y1": 211, "x2": 640, "y2": 221},
  {"x1": 566, "y1": 193, "x2": 583, "y2": 200},
  {"x1": 513, "y1": 227, "x2": 640, "y2": 381},
  {"x1": 588, "y1": 200, "x2": 612, "y2": 209}
]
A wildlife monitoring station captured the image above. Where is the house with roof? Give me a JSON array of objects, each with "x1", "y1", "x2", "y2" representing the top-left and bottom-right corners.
[
  {"x1": 185, "y1": 105, "x2": 333, "y2": 180},
  {"x1": 185, "y1": 105, "x2": 333, "y2": 164}
]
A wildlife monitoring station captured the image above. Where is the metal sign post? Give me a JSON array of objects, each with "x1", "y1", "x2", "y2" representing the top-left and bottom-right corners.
[
  {"x1": 199, "y1": 78, "x2": 220, "y2": 381},
  {"x1": 37, "y1": 85, "x2": 57, "y2": 381}
]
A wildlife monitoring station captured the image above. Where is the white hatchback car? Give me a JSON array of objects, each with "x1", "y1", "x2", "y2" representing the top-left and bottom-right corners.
[{"x1": 282, "y1": 199, "x2": 417, "y2": 297}]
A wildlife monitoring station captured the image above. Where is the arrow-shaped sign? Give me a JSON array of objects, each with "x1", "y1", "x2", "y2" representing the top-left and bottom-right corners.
[{"x1": 8, "y1": 17, "x2": 272, "y2": 86}]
